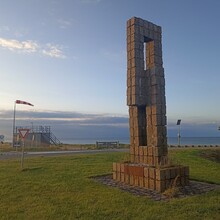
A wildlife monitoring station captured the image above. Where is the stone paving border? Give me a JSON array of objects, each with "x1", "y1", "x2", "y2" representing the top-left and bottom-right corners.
[{"x1": 92, "y1": 174, "x2": 220, "y2": 201}]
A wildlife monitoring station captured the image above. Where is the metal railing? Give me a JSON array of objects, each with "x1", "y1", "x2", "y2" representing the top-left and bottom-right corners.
[{"x1": 15, "y1": 126, "x2": 61, "y2": 145}]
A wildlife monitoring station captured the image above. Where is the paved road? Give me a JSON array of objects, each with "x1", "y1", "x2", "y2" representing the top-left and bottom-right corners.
[
  {"x1": 1, "y1": 146, "x2": 218, "y2": 160},
  {"x1": 0, "y1": 148, "x2": 129, "y2": 160}
]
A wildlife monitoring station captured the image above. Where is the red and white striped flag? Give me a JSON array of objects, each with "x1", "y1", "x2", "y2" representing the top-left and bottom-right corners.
[{"x1": 15, "y1": 100, "x2": 34, "y2": 106}]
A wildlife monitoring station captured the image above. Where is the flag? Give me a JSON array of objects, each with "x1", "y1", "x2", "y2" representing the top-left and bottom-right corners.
[{"x1": 15, "y1": 100, "x2": 34, "y2": 106}]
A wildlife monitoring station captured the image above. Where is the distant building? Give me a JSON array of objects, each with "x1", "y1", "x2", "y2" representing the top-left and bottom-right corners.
[
  {"x1": 0, "y1": 135, "x2": 4, "y2": 143},
  {"x1": 14, "y1": 126, "x2": 61, "y2": 147}
]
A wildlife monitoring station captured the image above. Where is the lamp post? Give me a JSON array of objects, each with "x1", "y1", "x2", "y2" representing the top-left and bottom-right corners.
[{"x1": 177, "y1": 119, "x2": 181, "y2": 146}]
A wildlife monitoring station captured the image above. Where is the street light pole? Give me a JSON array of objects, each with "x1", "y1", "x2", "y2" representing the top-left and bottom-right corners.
[
  {"x1": 178, "y1": 125, "x2": 181, "y2": 146},
  {"x1": 177, "y1": 119, "x2": 181, "y2": 146}
]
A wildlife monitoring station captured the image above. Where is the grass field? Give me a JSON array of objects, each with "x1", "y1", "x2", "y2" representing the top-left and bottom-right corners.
[
  {"x1": 0, "y1": 142, "x2": 129, "y2": 152},
  {"x1": 0, "y1": 148, "x2": 219, "y2": 220}
]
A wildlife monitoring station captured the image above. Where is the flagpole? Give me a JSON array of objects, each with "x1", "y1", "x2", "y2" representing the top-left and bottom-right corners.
[
  {"x1": 12, "y1": 100, "x2": 34, "y2": 149},
  {"x1": 12, "y1": 101, "x2": 16, "y2": 148}
]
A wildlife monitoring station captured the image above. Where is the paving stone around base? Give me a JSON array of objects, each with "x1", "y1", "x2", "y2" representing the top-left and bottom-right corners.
[{"x1": 92, "y1": 174, "x2": 220, "y2": 202}]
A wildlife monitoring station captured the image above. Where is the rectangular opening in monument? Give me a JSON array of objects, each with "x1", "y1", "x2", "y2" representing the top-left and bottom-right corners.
[{"x1": 144, "y1": 37, "x2": 153, "y2": 70}]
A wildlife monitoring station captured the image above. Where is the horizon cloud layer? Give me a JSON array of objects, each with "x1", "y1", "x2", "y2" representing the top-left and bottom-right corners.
[{"x1": 0, "y1": 109, "x2": 219, "y2": 142}]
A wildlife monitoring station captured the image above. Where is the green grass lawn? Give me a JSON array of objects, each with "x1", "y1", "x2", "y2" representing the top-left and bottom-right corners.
[
  {"x1": 0, "y1": 143, "x2": 129, "y2": 152},
  {"x1": 0, "y1": 149, "x2": 219, "y2": 220}
]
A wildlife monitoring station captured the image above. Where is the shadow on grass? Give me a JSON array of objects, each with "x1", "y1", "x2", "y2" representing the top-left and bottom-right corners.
[
  {"x1": 21, "y1": 167, "x2": 43, "y2": 172},
  {"x1": 198, "y1": 149, "x2": 220, "y2": 163}
]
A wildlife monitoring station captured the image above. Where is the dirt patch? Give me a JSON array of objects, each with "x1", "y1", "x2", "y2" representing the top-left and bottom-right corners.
[
  {"x1": 92, "y1": 174, "x2": 220, "y2": 202},
  {"x1": 199, "y1": 149, "x2": 220, "y2": 163}
]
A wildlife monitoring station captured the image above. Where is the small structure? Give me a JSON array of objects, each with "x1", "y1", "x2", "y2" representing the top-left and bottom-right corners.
[
  {"x1": 14, "y1": 126, "x2": 61, "y2": 147},
  {"x1": 113, "y1": 17, "x2": 189, "y2": 193},
  {"x1": 96, "y1": 141, "x2": 119, "y2": 148},
  {"x1": 0, "y1": 135, "x2": 4, "y2": 144}
]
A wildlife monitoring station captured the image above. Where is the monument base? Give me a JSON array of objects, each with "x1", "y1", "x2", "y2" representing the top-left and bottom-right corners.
[{"x1": 113, "y1": 162, "x2": 189, "y2": 193}]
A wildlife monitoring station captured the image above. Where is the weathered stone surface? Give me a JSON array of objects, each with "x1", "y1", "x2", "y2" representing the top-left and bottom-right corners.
[
  {"x1": 113, "y1": 17, "x2": 189, "y2": 193},
  {"x1": 113, "y1": 163, "x2": 190, "y2": 192},
  {"x1": 126, "y1": 17, "x2": 168, "y2": 164}
]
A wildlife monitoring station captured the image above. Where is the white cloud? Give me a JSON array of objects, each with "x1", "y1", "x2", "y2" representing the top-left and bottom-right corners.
[
  {"x1": 42, "y1": 43, "x2": 66, "y2": 59},
  {"x1": 0, "y1": 38, "x2": 38, "y2": 52},
  {"x1": 0, "y1": 37, "x2": 66, "y2": 59}
]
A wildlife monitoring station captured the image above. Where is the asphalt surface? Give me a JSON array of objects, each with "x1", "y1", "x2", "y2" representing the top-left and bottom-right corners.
[
  {"x1": 1, "y1": 146, "x2": 218, "y2": 160},
  {"x1": 0, "y1": 148, "x2": 129, "y2": 160}
]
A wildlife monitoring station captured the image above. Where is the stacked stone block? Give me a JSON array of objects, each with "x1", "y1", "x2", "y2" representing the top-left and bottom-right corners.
[
  {"x1": 113, "y1": 17, "x2": 189, "y2": 193},
  {"x1": 127, "y1": 17, "x2": 167, "y2": 167},
  {"x1": 113, "y1": 162, "x2": 189, "y2": 192}
]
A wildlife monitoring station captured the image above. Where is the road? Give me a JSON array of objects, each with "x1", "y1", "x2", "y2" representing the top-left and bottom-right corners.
[
  {"x1": 0, "y1": 148, "x2": 129, "y2": 160},
  {"x1": 1, "y1": 146, "x2": 218, "y2": 160}
]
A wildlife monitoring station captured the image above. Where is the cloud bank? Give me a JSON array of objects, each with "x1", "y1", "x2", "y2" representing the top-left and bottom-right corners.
[
  {"x1": 0, "y1": 37, "x2": 65, "y2": 58},
  {"x1": 0, "y1": 110, "x2": 219, "y2": 143},
  {"x1": 0, "y1": 110, "x2": 129, "y2": 142}
]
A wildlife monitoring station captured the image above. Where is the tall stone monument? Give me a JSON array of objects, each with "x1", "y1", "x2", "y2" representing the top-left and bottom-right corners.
[{"x1": 113, "y1": 17, "x2": 189, "y2": 192}]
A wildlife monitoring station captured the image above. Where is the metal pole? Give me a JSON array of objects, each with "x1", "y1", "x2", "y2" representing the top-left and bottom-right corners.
[
  {"x1": 12, "y1": 101, "x2": 16, "y2": 148},
  {"x1": 178, "y1": 125, "x2": 181, "y2": 146},
  {"x1": 21, "y1": 138, "x2": 25, "y2": 170},
  {"x1": 31, "y1": 122, "x2": 34, "y2": 147}
]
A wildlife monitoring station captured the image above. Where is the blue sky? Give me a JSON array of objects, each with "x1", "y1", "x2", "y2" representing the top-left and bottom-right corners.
[{"x1": 0, "y1": 0, "x2": 220, "y2": 141}]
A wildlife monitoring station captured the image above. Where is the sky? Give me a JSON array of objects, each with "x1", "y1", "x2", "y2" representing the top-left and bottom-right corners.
[{"x1": 0, "y1": 0, "x2": 220, "y2": 142}]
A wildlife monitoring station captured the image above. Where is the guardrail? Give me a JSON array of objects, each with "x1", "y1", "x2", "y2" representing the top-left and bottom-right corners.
[
  {"x1": 96, "y1": 141, "x2": 120, "y2": 148},
  {"x1": 15, "y1": 126, "x2": 61, "y2": 146}
]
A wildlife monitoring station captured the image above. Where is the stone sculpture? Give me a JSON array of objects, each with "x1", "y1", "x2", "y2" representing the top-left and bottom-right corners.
[{"x1": 113, "y1": 17, "x2": 189, "y2": 192}]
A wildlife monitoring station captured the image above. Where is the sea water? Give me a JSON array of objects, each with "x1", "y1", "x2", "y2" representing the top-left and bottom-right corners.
[{"x1": 61, "y1": 137, "x2": 220, "y2": 145}]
